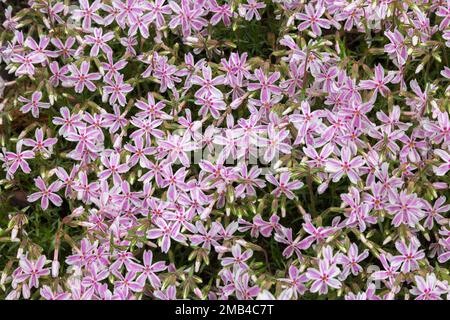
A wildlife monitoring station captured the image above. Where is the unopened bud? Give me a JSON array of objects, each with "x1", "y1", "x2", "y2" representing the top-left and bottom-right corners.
[
  {"x1": 0, "y1": 272, "x2": 7, "y2": 285},
  {"x1": 52, "y1": 261, "x2": 60, "y2": 278},
  {"x1": 194, "y1": 288, "x2": 203, "y2": 299},
  {"x1": 11, "y1": 225, "x2": 18, "y2": 241}
]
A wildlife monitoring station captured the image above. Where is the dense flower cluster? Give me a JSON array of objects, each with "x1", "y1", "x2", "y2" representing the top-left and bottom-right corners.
[{"x1": 0, "y1": 0, "x2": 450, "y2": 300}]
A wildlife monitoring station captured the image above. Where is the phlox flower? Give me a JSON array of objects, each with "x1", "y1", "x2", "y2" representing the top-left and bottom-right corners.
[
  {"x1": 14, "y1": 255, "x2": 50, "y2": 289},
  {"x1": 410, "y1": 273, "x2": 448, "y2": 300},
  {"x1": 23, "y1": 128, "x2": 57, "y2": 156},
  {"x1": 4, "y1": 141, "x2": 35, "y2": 178},
  {"x1": 297, "y1": 3, "x2": 331, "y2": 36},
  {"x1": 102, "y1": 73, "x2": 133, "y2": 106},
  {"x1": 240, "y1": 0, "x2": 266, "y2": 21},
  {"x1": 72, "y1": 0, "x2": 103, "y2": 30},
  {"x1": 337, "y1": 244, "x2": 369, "y2": 280},
  {"x1": 391, "y1": 239, "x2": 425, "y2": 273},
  {"x1": 386, "y1": 191, "x2": 425, "y2": 227},
  {"x1": 18, "y1": 91, "x2": 50, "y2": 118},
  {"x1": 221, "y1": 244, "x2": 253, "y2": 271},
  {"x1": 325, "y1": 147, "x2": 365, "y2": 184},
  {"x1": 67, "y1": 61, "x2": 101, "y2": 93},
  {"x1": 27, "y1": 177, "x2": 63, "y2": 210},
  {"x1": 306, "y1": 260, "x2": 341, "y2": 295},
  {"x1": 265, "y1": 172, "x2": 303, "y2": 199}
]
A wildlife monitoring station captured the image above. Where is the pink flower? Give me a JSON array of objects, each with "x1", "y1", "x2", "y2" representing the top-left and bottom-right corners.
[
  {"x1": 210, "y1": 3, "x2": 232, "y2": 26},
  {"x1": 14, "y1": 255, "x2": 50, "y2": 289},
  {"x1": 298, "y1": 218, "x2": 335, "y2": 249},
  {"x1": 345, "y1": 284, "x2": 380, "y2": 300},
  {"x1": 40, "y1": 286, "x2": 71, "y2": 300},
  {"x1": 240, "y1": 0, "x2": 266, "y2": 21},
  {"x1": 262, "y1": 124, "x2": 291, "y2": 162},
  {"x1": 306, "y1": 260, "x2": 341, "y2": 295},
  {"x1": 278, "y1": 266, "x2": 308, "y2": 298},
  {"x1": 359, "y1": 64, "x2": 394, "y2": 98},
  {"x1": 314, "y1": 66, "x2": 338, "y2": 93},
  {"x1": 371, "y1": 254, "x2": 400, "y2": 288},
  {"x1": 248, "y1": 69, "x2": 282, "y2": 103},
  {"x1": 337, "y1": 244, "x2": 369, "y2": 279},
  {"x1": 384, "y1": 29, "x2": 408, "y2": 65},
  {"x1": 51, "y1": 37, "x2": 77, "y2": 59},
  {"x1": 23, "y1": 128, "x2": 57, "y2": 155},
  {"x1": 73, "y1": 171, "x2": 100, "y2": 203},
  {"x1": 391, "y1": 239, "x2": 425, "y2": 273},
  {"x1": 4, "y1": 141, "x2": 35, "y2": 177},
  {"x1": 25, "y1": 36, "x2": 55, "y2": 61},
  {"x1": 18, "y1": 91, "x2": 50, "y2": 118},
  {"x1": 376, "y1": 105, "x2": 411, "y2": 131},
  {"x1": 84, "y1": 27, "x2": 114, "y2": 57},
  {"x1": 434, "y1": 149, "x2": 450, "y2": 176},
  {"x1": 221, "y1": 244, "x2": 253, "y2": 271},
  {"x1": 191, "y1": 65, "x2": 225, "y2": 98},
  {"x1": 325, "y1": 147, "x2": 365, "y2": 184},
  {"x1": 40, "y1": 2, "x2": 66, "y2": 25},
  {"x1": 102, "y1": 73, "x2": 133, "y2": 106},
  {"x1": 129, "y1": 250, "x2": 167, "y2": 288},
  {"x1": 234, "y1": 271, "x2": 260, "y2": 300},
  {"x1": 158, "y1": 133, "x2": 197, "y2": 167},
  {"x1": 424, "y1": 111, "x2": 450, "y2": 147},
  {"x1": 67, "y1": 61, "x2": 102, "y2": 93},
  {"x1": 101, "y1": 52, "x2": 128, "y2": 81},
  {"x1": 72, "y1": 0, "x2": 103, "y2": 30},
  {"x1": 113, "y1": 0, "x2": 145, "y2": 26},
  {"x1": 253, "y1": 214, "x2": 280, "y2": 237},
  {"x1": 55, "y1": 165, "x2": 80, "y2": 197},
  {"x1": 154, "y1": 285, "x2": 177, "y2": 300},
  {"x1": 27, "y1": 177, "x2": 63, "y2": 210},
  {"x1": 386, "y1": 191, "x2": 425, "y2": 227},
  {"x1": 145, "y1": 0, "x2": 172, "y2": 28},
  {"x1": 52, "y1": 107, "x2": 84, "y2": 136},
  {"x1": 303, "y1": 144, "x2": 334, "y2": 168},
  {"x1": 98, "y1": 152, "x2": 129, "y2": 184},
  {"x1": 422, "y1": 196, "x2": 450, "y2": 230},
  {"x1": 190, "y1": 221, "x2": 221, "y2": 251},
  {"x1": 168, "y1": 0, "x2": 207, "y2": 37},
  {"x1": 235, "y1": 165, "x2": 265, "y2": 198},
  {"x1": 410, "y1": 274, "x2": 448, "y2": 300},
  {"x1": 49, "y1": 61, "x2": 69, "y2": 86},
  {"x1": 66, "y1": 125, "x2": 102, "y2": 154},
  {"x1": 81, "y1": 265, "x2": 109, "y2": 291},
  {"x1": 2, "y1": 6, "x2": 19, "y2": 30},
  {"x1": 265, "y1": 172, "x2": 303, "y2": 199},
  {"x1": 297, "y1": 4, "x2": 331, "y2": 36},
  {"x1": 135, "y1": 93, "x2": 171, "y2": 120},
  {"x1": 436, "y1": 2, "x2": 450, "y2": 30},
  {"x1": 130, "y1": 118, "x2": 164, "y2": 145},
  {"x1": 11, "y1": 52, "x2": 46, "y2": 76},
  {"x1": 112, "y1": 270, "x2": 143, "y2": 296},
  {"x1": 147, "y1": 218, "x2": 186, "y2": 253},
  {"x1": 194, "y1": 94, "x2": 226, "y2": 119},
  {"x1": 124, "y1": 136, "x2": 155, "y2": 168}
]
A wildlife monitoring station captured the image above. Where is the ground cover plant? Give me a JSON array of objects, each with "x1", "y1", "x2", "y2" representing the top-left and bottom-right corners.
[{"x1": 0, "y1": 0, "x2": 449, "y2": 300}]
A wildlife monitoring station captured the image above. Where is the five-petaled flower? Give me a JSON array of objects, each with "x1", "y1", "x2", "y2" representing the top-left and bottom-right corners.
[
  {"x1": 325, "y1": 147, "x2": 365, "y2": 184},
  {"x1": 14, "y1": 255, "x2": 50, "y2": 289},
  {"x1": 265, "y1": 172, "x2": 303, "y2": 200},
  {"x1": 19, "y1": 92, "x2": 50, "y2": 118},
  {"x1": 27, "y1": 177, "x2": 63, "y2": 210},
  {"x1": 306, "y1": 259, "x2": 341, "y2": 295}
]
